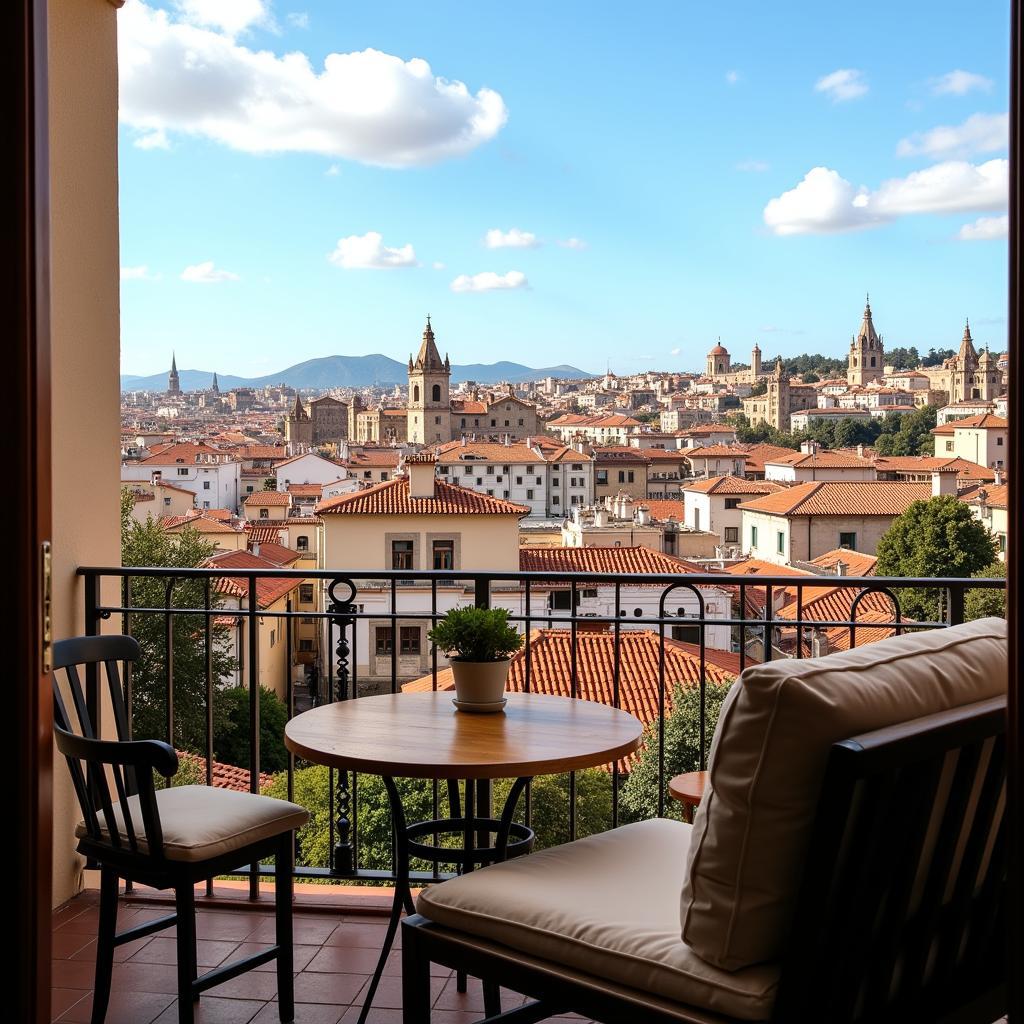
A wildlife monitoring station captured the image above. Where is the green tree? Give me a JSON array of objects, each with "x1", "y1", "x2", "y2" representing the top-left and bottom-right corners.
[
  {"x1": 800, "y1": 371, "x2": 820, "y2": 384},
  {"x1": 875, "y1": 496, "x2": 999, "y2": 621},
  {"x1": 965, "y1": 562, "x2": 1006, "y2": 621},
  {"x1": 215, "y1": 686, "x2": 291, "y2": 773},
  {"x1": 620, "y1": 682, "x2": 733, "y2": 823},
  {"x1": 262, "y1": 478, "x2": 277, "y2": 491},
  {"x1": 885, "y1": 346, "x2": 920, "y2": 370},
  {"x1": 922, "y1": 347, "x2": 956, "y2": 367},
  {"x1": 121, "y1": 503, "x2": 237, "y2": 751}
]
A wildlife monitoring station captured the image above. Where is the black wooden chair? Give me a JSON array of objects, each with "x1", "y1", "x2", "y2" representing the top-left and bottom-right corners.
[
  {"x1": 402, "y1": 696, "x2": 1008, "y2": 1024},
  {"x1": 52, "y1": 635, "x2": 309, "y2": 1024}
]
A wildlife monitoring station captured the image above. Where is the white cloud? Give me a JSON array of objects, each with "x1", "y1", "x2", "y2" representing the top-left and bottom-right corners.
[
  {"x1": 557, "y1": 237, "x2": 588, "y2": 249},
  {"x1": 180, "y1": 260, "x2": 240, "y2": 282},
  {"x1": 324, "y1": 164, "x2": 340, "y2": 176},
  {"x1": 930, "y1": 69, "x2": 993, "y2": 96},
  {"x1": 484, "y1": 228, "x2": 539, "y2": 249},
  {"x1": 175, "y1": 0, "x2": 270, "y2": 35},
  {"x1": 286, "y1": 11, "x2": 309, "y2": 29},
  {"x1": 118, "y1": 0, "x2": 508, "y2": 168},
  {"x1": 736, "y1": 158, "x2": 769, "y2": 173},
  {"x1": 327, "y1": 231, "x2": 418, "y2": 269},
  {"x1": 725, "y1": 70, "x2": 740, "y2": 85},
  {"x1": 670, "y1": 347, "x2": 681, "y2": 356},
  {"x1": 897, "y1": 112, "x2": 1007, "y2": 159},
  {"x1": 957, "y1": 214, "x2": 1008, "y2": 240},
  {"x1": 450, "y1": 271, "x2": 528, "y2": 293},
  {"x1": 121, "y1": 265, "x2": 159, "y2": 280},
  {"x1": 764, "y1": 159, "x2": 1008, "y2": 235},
  {"x1": 432, "y1": 261, "x2": 446, "y2": 270},
  {"x1": 814, "y1": 68, "x2": 868, "y2": 102},
  {"x1": 134, "y1": 127, "x2": 170, "y2": 150}
]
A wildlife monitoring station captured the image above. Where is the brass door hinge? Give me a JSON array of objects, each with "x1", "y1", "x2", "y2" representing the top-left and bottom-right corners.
[{"x1": 41, "y1": 541, "x2": 52, "y2": 674}]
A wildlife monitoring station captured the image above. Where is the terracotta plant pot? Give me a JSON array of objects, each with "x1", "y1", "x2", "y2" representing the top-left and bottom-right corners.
[{"x1": 450, "y1": 658, "x2": 511, "y2": 707}]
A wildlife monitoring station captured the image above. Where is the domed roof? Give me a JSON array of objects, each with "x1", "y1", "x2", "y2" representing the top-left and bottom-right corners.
[{"x1": 708, "y1": 343, "x2": 729, "y2": 356}]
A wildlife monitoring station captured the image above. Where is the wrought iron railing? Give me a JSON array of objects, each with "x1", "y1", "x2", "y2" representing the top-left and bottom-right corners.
[{"x1": 77, "y1": 565, "x2": 1004, "y2": 895}]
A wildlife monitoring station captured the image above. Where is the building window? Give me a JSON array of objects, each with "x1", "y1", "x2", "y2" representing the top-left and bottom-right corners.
[
  {"x1": 413, "y1": 385, "x2": 420, "y2": 403},
  {"x1": 487, "y1": 466, "x2": 494, "y2": 475},
  {"x1": 839, "y1": 532, "x2": 857, "y2": 550},
  {"x1": 298, "y1": 639, "x2": 314, "y2": 653},
  {"x1": 269, "y1": 629, "x2": 276, "y2": 648},
  {"x1": 177, "y1": 468, "x2": 189, "y2": 476},
  {"x1": 998, "y1": 437, "x2": 1004, "y2": 446},
  {"x1": 375, "y1": 627, "x2": 393, "y2": 655},
  {"x1": 751, "y1": 526, "x2": 758, "y2": 549},
  {"x1": 299, "y1": 583, "x2": 314, "y2": 603},
  {"x1": 296, "y1": 536, "x2": 309, "y2": 552},
  {"x1": 432, "y1": 384, "x2": 441, "y2": 402},
  {"x1": 776, "y1": 532, "x2": 785, "y2": 554},
  {"x1": 432, "y1": 539, "x2": 455, "y2": 570},
  {"x1": 516, "y1": 476, "x2": 523, "y2": 485},
  {"x1": 435, "y1": 416, "x2": 442, "y2": 425},
  {"x1": 400, "y1": 626, "x2": 421, "y2": 654},
  {"x1": 724, "y1": 526, "x2": 739, "y2": 543},
  {"x1": 671, "y1": 624, "x2": 700, "y2": 644},
  {"x1": 526, "y1": 489, "x2": 534, "y2": 500},
  {"x1": 724, "y1": 498, "x2": 740, "y2": 509},
  {"x1": 464, "y1": 465, "x2": 472, "y2": 475},
  {"x1": 391, "y1": 539, "x2": 414, "y2": 570},
  {"x1": 552, "y1": 477, "x2": 559, "y2": 486},
  {"x1": 259, "y1": 508, "x2": 269, "y2": 519},
  {"x1": 552, "y1": 496, "x2": 560, "y2": 506},
  {"x1": 163, "y1": 497, "x2": 171, "y2": 506},
  {"x1": 596, "y1": 470, "x2": 608, "y2": 484},
  {"x1": 572, "y1": 464, "x2": 582, "y2": 471},
  {"x1": 203, "y1": 481, "x2": 211, "y2": 490}
]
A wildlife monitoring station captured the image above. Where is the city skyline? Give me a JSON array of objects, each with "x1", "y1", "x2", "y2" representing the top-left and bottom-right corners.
[{"x1": 118, "y1": 0, "x2": 1010, "y2": 377}]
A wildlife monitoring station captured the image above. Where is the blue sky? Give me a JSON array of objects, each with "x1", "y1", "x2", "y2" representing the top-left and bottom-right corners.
[{"x1": 118, "y1": 0, "x2": 1011, "y2": 378}]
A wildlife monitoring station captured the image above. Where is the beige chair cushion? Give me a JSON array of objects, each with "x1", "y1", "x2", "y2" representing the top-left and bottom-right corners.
[
  {"x1": 76, "y1": 785, "x2": 309, "y2": 863},
  {"x1": 681, "y1": 617, "x2": 1007, "y2": 971},
  {"x1": 417, "y1": 818, "x2": 779, "y2": 1021}
]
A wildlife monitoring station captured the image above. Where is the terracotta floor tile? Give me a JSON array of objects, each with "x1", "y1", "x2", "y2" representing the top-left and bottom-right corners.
[
  {"x1": 306, "y1": 946, "x2": 388, "y2": 975},
  {"x1": 51, "y1": 929, "x2": 97, "y2": 960},
  {"x1": 361, "y1": 974, "x2": 446, "y2": 1010},
  {"x1": 292, "y1": 970, "x2": 369, "y2": 1006},
  {"x1": 193, "y1": 911, "x2": 269, "y2": 942},
  {"x1": 151, "y1": 995, "x2": 266, "y2": 1024},
  {"x1": 67, "y1": 935, "x2": 155, "y2": 963},
  {"x1": 50, "y1": 987, "x2": 89, "y2": 1021},
  {"x1": 129, "y1": 936, "x2": 241, "y2": 968},
  {"x1": 253, "y1": 1002, "x2": 348, "y2": 1024},
  {"x1": 232, "y1": 942, "x2": 320, "y2": 972},
  {"x1": 432, "y1": 976, "x2": 527, "y2": 1013},
  {"x1": 57, "y1": 989, "x2": 176, "y2": 1024},
  {"x1": 324, "y1": 922, "x2": 397, "y2": 949},
  {"x1": 247, "y1": 915, "x2": 339, "y2": 946},
  {"x1": 205, "y1": 968, "x2": 284, "y2": 1002},
  {"x1": 338, "y1": 1008, "x2": 404, "y2": 1024},
  {"x1": 51, "y1": 959, "x2": 102, "y2": 991},
  {"x1": 109, "y1": 960, "x2": 181, "y2": 994}
]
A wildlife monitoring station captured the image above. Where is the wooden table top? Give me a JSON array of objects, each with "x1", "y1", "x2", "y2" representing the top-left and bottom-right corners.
[
  {"x1": 284, "y1": 692, "x2": 644, "y2": 780},
  {"x1": 668, "y1": 770, "x2": 708, "y2": 806}
]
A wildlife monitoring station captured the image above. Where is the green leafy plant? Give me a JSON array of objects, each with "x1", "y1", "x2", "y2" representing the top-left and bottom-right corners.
[{"x1": 427, "y1": 606, "x2": 522, "y2": 662}]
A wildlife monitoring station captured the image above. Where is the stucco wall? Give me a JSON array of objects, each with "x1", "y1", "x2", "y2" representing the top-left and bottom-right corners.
[{"x1": 49, "y1": 0, "x2": 122, "y2": 905}]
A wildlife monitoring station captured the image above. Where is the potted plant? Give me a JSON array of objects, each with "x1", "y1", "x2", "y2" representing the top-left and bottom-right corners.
[{"x1": 428, "y1": 606, "x2": 523, "y2": 710}]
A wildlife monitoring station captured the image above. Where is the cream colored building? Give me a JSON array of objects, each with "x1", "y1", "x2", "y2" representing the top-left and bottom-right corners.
[
  {"x1": 962, "y1": 483, "x2": 1008, "y2": 561},
  {"x1": 738, "y1": 481, "x2": 932, "y2": 564},
  {"x1": 123, "y1": 478, "x2": 196, "y2": 522}
]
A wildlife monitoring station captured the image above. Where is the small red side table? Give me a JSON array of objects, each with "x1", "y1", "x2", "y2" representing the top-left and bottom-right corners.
[{"x1": 668, "y1": 770, "x2": 708, "y2": 823}]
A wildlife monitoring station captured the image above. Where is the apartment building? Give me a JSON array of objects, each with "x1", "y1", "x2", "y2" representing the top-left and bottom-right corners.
[{"x1": 121, "y1": 441, "x2": 242, "y2": 512}]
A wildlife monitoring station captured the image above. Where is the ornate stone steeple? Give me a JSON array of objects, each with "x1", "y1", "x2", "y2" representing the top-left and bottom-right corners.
[
  {"x1": 211, "y1": 371, "x2": 220, "y2": 394},
  {"x1": 411, "y1": 315, "x2": 447, "y2": 372},
  {"x1": 168, "y1": 352, "x2": 181, "y2": 395},
  {"x1": 847, "y1": 294, "x2": 884, "y2": 387},
  {"x1": 957, "y1": 318, "x2": 979, "y2": 368},
  {"x1": 407, "y1": 316, "x2": 452, "y2": 444}
]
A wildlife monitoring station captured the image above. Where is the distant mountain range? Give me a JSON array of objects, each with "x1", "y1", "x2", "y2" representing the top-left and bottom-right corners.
[{"x1": 120, "y1": 354, "x2": 596, "y2": 392}]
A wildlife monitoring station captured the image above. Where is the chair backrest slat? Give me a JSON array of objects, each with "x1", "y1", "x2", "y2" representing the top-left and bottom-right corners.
[
  {"x1": 773, "y1": 697, "x2": 1007, "y2": 1024},
  {"x1": 52, "y1": 634, "x2": 164, "y2": 859}
]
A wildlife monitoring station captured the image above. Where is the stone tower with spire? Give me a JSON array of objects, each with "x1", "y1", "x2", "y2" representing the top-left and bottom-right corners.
[
  {"x1": 211, "y1": 371, "x2": 220, "y2": 394},
  {"x1": 407, "y1": 316, "x2": 452, "y2": 443},
  {"x1": 168, "y1": 353, "x2": 181, "y2": 395},
  {"x1": 284, "y1": 392, "x2": 313, "y2": 446},
  {"x1": 948, "y1": 319, "x2": 988, "y2": 403},
  {"x1": 767, "y1": 355, "x2": 793, "y2": 430},
  {"x1": 750, "y1": 342, "x2": 762, "y2": 380},
  {"x1": 847, "y1": 295, "x2": 885, "y2": 387}
]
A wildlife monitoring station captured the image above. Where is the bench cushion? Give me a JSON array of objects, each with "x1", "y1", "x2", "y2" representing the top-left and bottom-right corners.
[
  {"x1": 681, "y1": 617, "x2": 1007, "y2": 971},
  {"x1": 417, "y1": 818, "x2": 779, "y2": 1021},
  {"x1": 76, "y1": 785, "x2": 309, "y2": 863}
]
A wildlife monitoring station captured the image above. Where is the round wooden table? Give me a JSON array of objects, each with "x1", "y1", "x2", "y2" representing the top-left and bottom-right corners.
[
  {"x1": 668, "y1": 770, "x2": 708, "y2": 823},
  {"x1": 285, "y1": 691, "x2": 642, "y2": 1023}
]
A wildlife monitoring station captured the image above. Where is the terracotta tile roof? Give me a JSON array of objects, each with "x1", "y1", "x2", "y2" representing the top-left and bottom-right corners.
[
  {"x1": 643, "y1": 448, "x2": 690, "y2": 461},
  {"x1": 244, "y1": 491, "x2": 291, "y2": 506},
  {"x1": 449, "y1": 399, "x2": 489, "y2": 414},
  {"x1": 316, "y1": 477, "x2": 530, "y2": 516},
  {"x1": 236, "y1": 445, "x2": 289, "y2": 460},
  {"x1": 949, "y1": 413, "x2": 1008, "y2": 429},
  {"x1": 204, "y1": 549, "x2": 304, "y2": 608},
  {"x1": 123, "y1": 479, "x2": 197, "y2": 496},
  {"x1": 402, "y1": 629, "x2": 740, "y2": 769},
  {"x1": 544, "y1": 445, "x2": 591, "y2": 463},
  {"x1": 738, "y1": 481, "x2": 932, "y2": 517},
  {"x1": 593, "y1": 447, "x2": 651, "y2": 463},
  {"x1": 683, "y1": 445, "x2": 749, "y2": 459},
  {"x1": 161, "y1": 512, "x2": 242, "y2": 534},
  {"x1": 436, "y1": 441, "x2": 547, "y2": 464},
  {"x1": 644, "y1": 499, "x2": 686, "y2": 522},
  {"x1": 765, "y1": 451, "x2": 874, "y2": 469},
  {"x1": 777, "y1": 585, "x2": 900, "y2": 624},
  {"x1": 381, "y1": 408, "x2": 409, "y2": 417},
  {"x1": 683, "y1": 424, "x2": 738, "y2": 435},
  {"x1": 722, "y1": 558, "x2": 811, "y2": 578},
  {"x1": 343, "y1": 450, "x2": 403, "y2": 467},
  {"x1": 873, "y1": 455, "x2": 994, "y2": 480},
  {"x1": 244, "y1": 524, "x2": 285, "y2": 545},
  {"x1": 683, "y1": 476, "x2": 783, "y2": 496},
  {"x1": 519, "y1": 546, "x2": 706, "y2": 576},
  {"x1": 248, "y1": 541, "x2": 301, "y2": 566},
  {"x1": 286, "y1": 484, "x2": 323, "y2": 497},
  {"x1": 273, "y1": 452, "x2": 342, "y2": 469},
  {"x1": 821, "y1": 609, "x2": 910, "y2": 652},
  {"x1": 740, "y1": 443, "x2": 798, "y2": 474},
  {"x1": 809, "y1": 548, "x2": 878, "y2": 576},
  {"x1": 176, "y1": 752, "x2": 273, "y2": 793},
  {"x1": 140, "y1": 442, "x2": 234, "y2": 465},
  {"x1": 549, "y1": 413, "x2": 642, "y2": 428},
  {"x1": 961, "y1": 482, "x2": 1008, "y2": 508}
]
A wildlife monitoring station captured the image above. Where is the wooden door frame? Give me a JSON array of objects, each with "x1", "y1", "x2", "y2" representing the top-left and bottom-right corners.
[{"x1": 5, "y1": 1, "x2": 52, "y2": 1022}]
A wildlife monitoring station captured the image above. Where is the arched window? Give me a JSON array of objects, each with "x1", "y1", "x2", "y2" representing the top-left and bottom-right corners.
[
  {"x1": 413, "y1": 385, "x2": 420, "y2": 403},
  {"x1": 432, "y1": 384, "x2": 441, "y2": 402}
]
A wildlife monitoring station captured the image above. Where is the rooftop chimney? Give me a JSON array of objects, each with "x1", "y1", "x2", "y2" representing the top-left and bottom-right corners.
[
  {"x1": 405, "y1": 454, "x2": 437, "y2": 498},
  {"x1": 931, "y1": 470, "x2": 957, "y2": 497},
  {"x1": 994, "y1": 468, "x2": 1004, "y2": 486}
]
